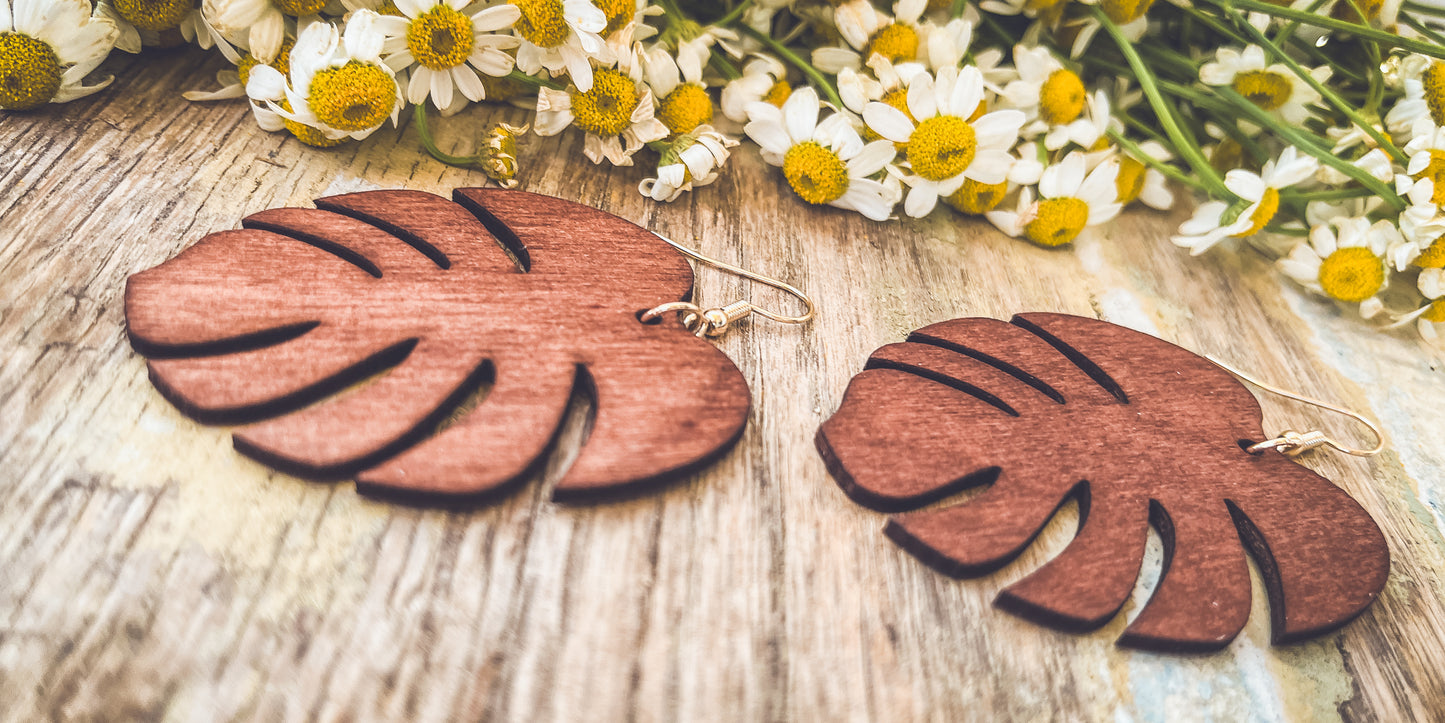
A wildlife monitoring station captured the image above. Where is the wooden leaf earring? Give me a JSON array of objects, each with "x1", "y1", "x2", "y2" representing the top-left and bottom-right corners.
[
  {"x1": 815, "y1": 312, "x2": 1390, "y2": 653},
  {"x1": 124, "y1": 188, "x2": 813, "y2": 505}
]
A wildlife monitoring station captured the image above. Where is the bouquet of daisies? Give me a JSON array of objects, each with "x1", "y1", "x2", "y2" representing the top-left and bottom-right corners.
[{"x1": 8, "y1": 0, "x2": 1445, "y2": 341}]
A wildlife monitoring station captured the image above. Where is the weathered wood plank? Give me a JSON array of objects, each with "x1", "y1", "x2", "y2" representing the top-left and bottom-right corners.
[{"x1": 3, "y1": 49, "x2": 1445, "y2": 721}]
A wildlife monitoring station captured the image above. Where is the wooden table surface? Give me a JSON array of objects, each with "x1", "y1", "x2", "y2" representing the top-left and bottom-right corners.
[{"x1": 4, "y1": 50, "x2": 1445, "y2": 722}]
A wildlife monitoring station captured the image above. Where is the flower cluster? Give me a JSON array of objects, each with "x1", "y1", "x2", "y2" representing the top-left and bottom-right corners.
[{"x1": 7, "y1": 0, "x2": 1445, "y2": 341}]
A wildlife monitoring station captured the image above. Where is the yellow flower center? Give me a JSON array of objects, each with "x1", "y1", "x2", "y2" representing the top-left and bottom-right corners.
[
  {"x1": 1101, "y1": 0, "x2": 1156, "y2": 23},
  {"x1": 569, "y1": 67, "x2": 639, "y2": 136},
  {"x1": 782, "y1": 141, "x2": 850, "y2": 205},
  {"x1": 280, "y1": 101, "x2": 347, "y2": 147},
  {"x1": 594, "y1": 0, "x2": 631, "y2": 35},
  {"x1": 944, "y1": 178, "x2": 1009, "y2": 215},
  {"x1": 1232, "y1": 187, "x2": 1280, "y2": 236},
  {"x1": 308, "y1": 61, "x2": 397, "y2": 131},
  {"x1": 275, "y1": 0, "x2": 328, "y2": 16},
  {"x1": 906, "y1": 115, "x2": 977, "y2": 182},
  {"x1": 511, "y1": 0, "x2": 570, "y2": 48},
  {"x1": 1414, "y1": 149, "x2": 1445, "y2": 205},
  {"x1": 1318, "y1": 247, "x2": 1384, "y2": 303},
  {"x1": 113, "y1": 0, "x2": 192, "y2": 31},
  {"x1": 658, "y1": 82, "x2": 713, "y2": 135},
  {"x1": 237, "y1": 38, "x2": 294, "y2": 88},
  {"x1": 1232, "y1": 70, "x2": 1292, "y2": 111},
  {"x1": 1025, "y1": 197, "x2": 1090, "y2": 247},
  {"x1": 1423, "y1": 62, "x2": 1445, "y2": 127},
  {"x1": 1115, "y1": 157, "x2": 1147, "y2": 204},
  {"x1": 407, "y1": 5, "x2": 475, "y2": 70},
  {"x1": 866, "y1": 23, "x2": 919, "y2": 63},
  {"x1": 763, "y1": 79, "x2": 792, "y2": 106},
  {"x1": 1416, "y1": 235, "x2": 1445, "y2": 268},
  {"x1": 1424, "y1": 299, "x2": 1445, "y2": 323},
  {"x1": 0, "y1": 32, "x2": 60, "y2": 110},
  {"x1": 1039, "y1": 68, "x2": 1086, "y2": 125}
]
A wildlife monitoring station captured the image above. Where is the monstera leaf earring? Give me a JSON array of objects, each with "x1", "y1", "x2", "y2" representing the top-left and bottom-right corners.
[
  {"x1": 816, "y1": 312, "x2": 1390, "y2": 653},
  {"x1": 124, "y1": 188, "x2": 812, "y2": 504}
]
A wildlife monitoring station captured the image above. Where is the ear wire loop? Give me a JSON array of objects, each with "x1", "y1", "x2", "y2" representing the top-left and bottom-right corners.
[
  {"x1": 640, "y1": 233, "x2": 815, "y2": 338},
  {"x1": 1207, "y1": 356, "x2": 1385, "y2": 457}
]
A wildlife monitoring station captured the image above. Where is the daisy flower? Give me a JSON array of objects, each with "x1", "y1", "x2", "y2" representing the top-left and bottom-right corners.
[
  {"x1": 863, "y1": 65, "x2": 1026, "y2": 217},
  {"x1": 1280, "y1": 216, "x2": 1396, "y2": 318},
  {"x1": 941, "y1": 146, "x2": 1041, "y2": 216},
  {"x1": 813, "y1": 0, "x2": 925, "y2": 73},
  {"x1": 373, "y1": 0, "x2": 519, "y2": 111},
  {"x1": 639, "y1": 126, "x2": 738, "y2": 202},
  {"x1": 1002, "y1": 45, "x2": 1089, "y2": 140},
  {"x1": 533, "y1": 46, "x2": 668, "y2": 165},
  {"x1": 0, "y1": 0, "x2": 118, "y2": 110},
  {"x1": 1064, "y1": 0, "x2": 1152, "y2": 59},
  {"x1": 594, "y1": 0, "x2": 660, "y2": 61},
  {"x1": 1391, "y1": 269, "x2": 1445, "y2": 342},
  {"x1": 1199, "y1": 45, "x2": 1329, "y2": 125},
  {"x1": 510, "y1": 0, "x2": 606, "y2": 92},
  {"x1": 1115, "y1": 140, "x2": 1176, "y2": 211},
  {"x1": 1043, "y1": 88, "x2": 1111, "y2": 151},
  {"x1": 1385, "y1": 55, "x2": 1443, "y2": 142},
  {"x1": 1171, "y1": 146, "x2": 1317, "y2": 255},
  {"x1": 642, "y1": 43, "x2": 714, "y2": 137},
  {"x1": 1405, "y1": 119, "x2": 1445, "y2": 205},
  {"x1": 720, "y1": 54, "x2": 789, "y2": 122},
  {"x1": 986, "y1": 153, "x2": 1122, "y2": 247},
  {"x1": 97, "y1": 0, "x2": 222, "y2": 54},
  {"x1": 923, "y1": 17, "x2": 973, "y2": 71},
  {"x1": 745, "y1": 86, "x2": 901, "y2": 221},
  {"x1": 247, "y1": 12, "x2": 404, "y2": 142},
  {"x1": 205, "y1": 0, "x2": 324, "y2": 64},
  {"x1": 840, "y1": 53, "x2": 927, "y2": 117}
]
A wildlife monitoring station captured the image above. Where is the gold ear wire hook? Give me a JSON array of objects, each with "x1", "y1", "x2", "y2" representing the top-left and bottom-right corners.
[
  {"x1": 1206, "y1": 356, "x2": 1386, "y2": 458},
  {"x1": 640, "y1": 233, "x2": 816, "y2": 338}
]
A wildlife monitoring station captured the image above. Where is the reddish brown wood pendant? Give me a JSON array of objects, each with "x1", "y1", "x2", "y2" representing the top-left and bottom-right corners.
[
  {"x1": 816, "y1": 313, "x2": 1389, "y2": 652},
  {"x1": 125, "y1": 189, "x2": 750, "y2": 503}
]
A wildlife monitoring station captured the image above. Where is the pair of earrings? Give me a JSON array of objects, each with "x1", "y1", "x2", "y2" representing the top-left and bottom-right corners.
[{"x1": 125, "y1": 188, "x2": 1389, "y2": 653}]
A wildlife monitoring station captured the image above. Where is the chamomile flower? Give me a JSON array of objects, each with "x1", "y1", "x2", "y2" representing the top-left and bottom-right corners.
[
  {"x1": 863, "y1": 65, "x2": 1026, "y2": 217},
  {"x1": 1280, "y1": 216, "x2": 1396, "y2": 318},
  {"x1": 205, "y1": 0, "x2": 322, "y2": 63},
  {"x1": 840, "y1": 53, "x2": 927, "y2": 117},
  {"x1": 1003, "y1": 45, "x2": 1089, "y2": 138},
  {"x1": 986, "y1": 153, "x2": 1122, "y2": 246},
  {"x1": 745, "y1": 86, "x2": 901, "y2": 221},
  {"x1": 1065, "y1": 0, "x2": 1153, "y2": 59},
  {"x1": 1199, "y1": 45, "x2": 1329, "y2": 125},
  {"x1": 1115, "y1": 140, "x2": 1176, "y2": 211},
  {"x1": 1385, "y1": 55, "x2": 1444, "y2": 141},
  {"x1": 1172, "y1": 146, "x2": 1317, "y2": 255},
  {"x1": 0, "y1": 0, "x2": 118, "y2": 110},
  {"x1": 533, "y1": 46, "x2": 668, "y2": 165},
  {"x1": 1391, "y1": 268, "x2": 1445, "y2": 342},
  {"x1": 373, "y1": 0, "x2": 519, "y2": 110},
  {"x1": 721, "y1": 54, "x2": 788, "y2": 122},
  {"x1": 247, "y1": 12, "x2": 403, "y2": 142},
  {"x1": 510, "y1": 0, "x2": 606, "y2": 92},
  {"x1": 813, "y1": 0, "x2": 926, "y2": 73},
  {"x1": 1044, "y1": 88, "x2": 1110, "y2": 151},
  {"x1": 639, "y1": 126, "x2": 737, "y2": 202},
  {"x1": 1406, "y1": 120, "x2": 1445, "y2": 204},
  {"x1": 97, "y1": 0, "x2": 221, "y2": 53},
  {"x1": 924, "y1": 17, "x2": 973, "y2": 70},
  {"x1": 642, "y1": 43, "x2": 714, "y2": 136}
]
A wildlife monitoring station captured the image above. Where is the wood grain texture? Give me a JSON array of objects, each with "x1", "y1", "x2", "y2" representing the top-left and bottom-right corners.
[
  {"x1": 816, "y1": 312, "x2": 1390, "y2": 652},
  {"x1": 4, "y1": 49, "x2": 1445, "y2": 721},
  {"x1": 123, "y1": 187, "x2": 749, "y2": 503}
]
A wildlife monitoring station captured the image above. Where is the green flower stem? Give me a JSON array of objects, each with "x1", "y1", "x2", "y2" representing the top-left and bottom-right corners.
[
  {"x1": 1106, "y1": 129, "x2": 1210, "y2": 191},
  {"x1": 1282, "y1": 187, "x2": 1378, "y2": 201},
  {"x1": 1206, "y1": 0, "x2": 1445, "y2": 60},
  {"x1": 505, "y1": 68, "x2": 564, "y2": 91},
  {"x1": 709, "y1": 50, "x2": 742, "y2": 80},
  {"x1": 1229, "y1": 8, "x2": 1405, "y2": 163},
  {"x1": 1403, "y1": 12, "x2": 1445, "y2": 47},
  {"x1": 1216, "y1": 85, "x2": 1406, "y2": 211},
  {"x1": 713, "y1": 0, "x2": 752, "y2": 27},
  {"x1": 1093, "y1": 7, "x2": 1234, "y2": 198},
  {"x1": 737, "y1": 24, "x2": 844, "y2": 109},
  {"x1": 414, "y1": 104, "x2": 476, "y2": 167}
]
